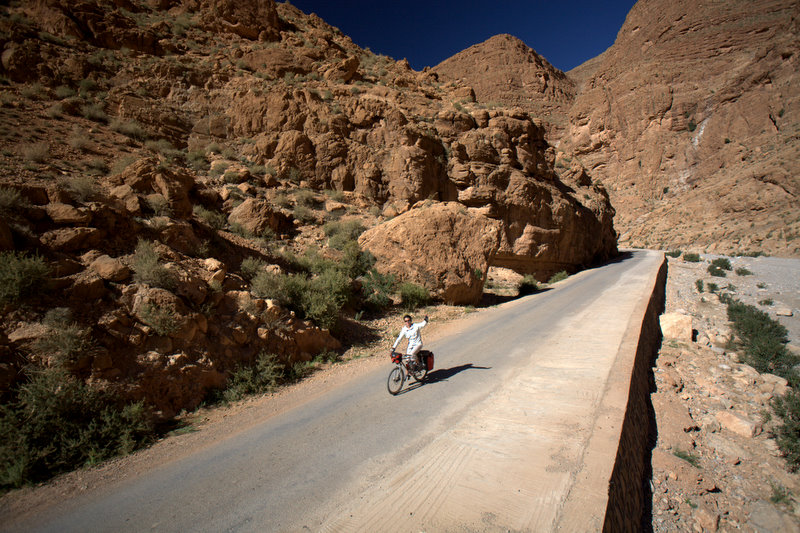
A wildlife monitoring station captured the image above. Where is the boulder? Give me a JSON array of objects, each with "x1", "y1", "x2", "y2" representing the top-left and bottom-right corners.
[
  {"x1": 45, "y1": 203, "x2": 91, "y2": 225},
  {"x1": 90, "y1": 255, "x2": 130, "y2": 282},
  {"x1": 40, "y1": 227, "x2": 103, "y2": 252},
  {"x1": 660, "y1": 312, "x2": 693, "y2": 342},
  {"x1": 715, "y1": 410, "x2": 762, "y2": 438},
  {"x1": 359, "y1": 202, "x2": 502, "y2": 305},
  {"x1": 228, "y1": 198, "x2": 291, "y2": 236}
]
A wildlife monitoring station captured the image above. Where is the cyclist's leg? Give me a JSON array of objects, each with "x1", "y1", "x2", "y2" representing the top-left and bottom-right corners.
[{"x1": 407, "y1": 343, "x2": 422, "y2": 365}]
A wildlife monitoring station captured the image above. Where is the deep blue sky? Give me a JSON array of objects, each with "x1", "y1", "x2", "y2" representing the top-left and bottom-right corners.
[{"x1": 287, "y1": 1, "x2": 636, "y2": 72}]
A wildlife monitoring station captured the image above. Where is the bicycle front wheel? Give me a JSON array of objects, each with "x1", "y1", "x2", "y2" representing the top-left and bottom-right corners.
[{"x1": 387, "y1": 366, "x2": 404, "y2": 395}]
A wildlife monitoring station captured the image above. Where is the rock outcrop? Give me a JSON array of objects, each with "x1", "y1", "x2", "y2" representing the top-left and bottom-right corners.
[
  {"x1": 0, "y1": 0, "x2": 617, "y2": 417},
  {"x1": 432, "y1": 1, "x2": 800, "y2": 257},
  {"x1": 359, "y1": 202, "x2": 502, "y2": 305},
  {"x1": 432, "y1": 34, "x2": 575, "y2": 137}
]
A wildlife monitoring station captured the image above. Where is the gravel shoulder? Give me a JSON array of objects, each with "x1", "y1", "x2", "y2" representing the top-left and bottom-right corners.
[{"x1": 652, "y1": 254, "x2": 800, "y2": 532}]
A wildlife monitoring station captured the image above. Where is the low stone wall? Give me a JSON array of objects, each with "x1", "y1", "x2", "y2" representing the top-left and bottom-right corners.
[{"x1": 603, "y1": 256, "x2": 667, "y2": 531}]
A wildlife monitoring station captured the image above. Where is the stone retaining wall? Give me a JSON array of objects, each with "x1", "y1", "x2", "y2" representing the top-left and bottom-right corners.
[{"x1": 603, "y1": 256, "x2": 667, "y2": 531}]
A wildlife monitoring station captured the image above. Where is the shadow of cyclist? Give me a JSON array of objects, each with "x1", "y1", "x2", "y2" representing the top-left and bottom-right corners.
[{"x1": 425, "y1": 364, "x2": 491, "y2": 384}]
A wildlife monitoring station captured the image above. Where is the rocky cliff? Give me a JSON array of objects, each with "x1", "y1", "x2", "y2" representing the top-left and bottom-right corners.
[
  {"x1": 433, "y1": 0, "x2": 800, "y2": 257},
  {"x1": 563, "y1": 0, "x2": 800, "y2": 256},
  {"x1": 0, "y1": 0, "x2": 616, "y2": 415}
]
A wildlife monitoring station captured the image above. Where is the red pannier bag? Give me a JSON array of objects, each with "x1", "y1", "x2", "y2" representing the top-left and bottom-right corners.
[{"x1": 421, "y1": 350, "x2": 434, "y2": 371}]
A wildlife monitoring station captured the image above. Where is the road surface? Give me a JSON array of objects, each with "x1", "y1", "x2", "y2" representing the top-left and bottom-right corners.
[{"x1": 3, "y1": 249, "x2": 665, "y2": 532}]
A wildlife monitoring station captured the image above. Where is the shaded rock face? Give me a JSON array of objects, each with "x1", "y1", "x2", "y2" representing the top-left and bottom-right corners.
[
  {"x1": 432, "y1": 34, "x2": 576, "y2": 136},
  {"x1": 359, "y1": 202, "x2": 502, "y2": 305},
  {"x1": 560, "y1": 0, "x2": 800, "y2": 256}
]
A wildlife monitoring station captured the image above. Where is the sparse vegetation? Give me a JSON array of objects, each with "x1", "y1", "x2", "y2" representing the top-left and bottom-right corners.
[
  {"x1": 360, "y1": 269, "x2": 395, "y2": 312},
  {"x1": 34, "y1": 308, "x2": 93, "y2": 366},
  {"x1": 673, "y1": 449, "x2": 700, "y2": 467},
  {"x1": 323, "y1": 218, "x2": 365, "y2": 250},
  {"x1": 548, "y1": 271, "x2": 569, "y2": 284},
  {"x1": 64, "y1": 176, "x2": 97, "y2": 202},
  {"x1": 735, "y1": 267, "x2": 753, "y2": 276},
  {"x1": 131, "y1": 239, "x2": 175, "y2": 290},
  {"x1": 726, "y1": 298, "x2": 796, "y2": 384},
  {"x1": 0, "y1": 187, "x2": 27, "y2": 214},
  {"x1": 216, "y1": 352, "x2": 284, "y2": 403},
  {"x1": 0, "y1": 251, "x2": 49, "y2": 305},
  {"x1": 399, "y1": 282, "x2": 430, "y2": 310},
  {"x1": 193, "y1": 205, "x2": 226, "y2": 229},
  {"x1": 0, "y1": 367, "x2": 154, "y2": 490},
  {"x1": 518, "y1": 274, "x2": 539, "y2": 296},
  {"x1": 138, "y1": 302, "x2": 180, "y2": 336},
  {"x1": 683, "y1": 253, "x2": 701, "y2": 262},
  {"x1": 666, "y1": 250, "x2": 682, "y2": 258},
  {"x1": 240, "y1": 257, "x2": 266, "y2": 280},
  {"x1": 20, "y1": 142, "x2": 49, "y2": 163},
  {"x1": 695, "y1": 279, "x2": 704, "y2": 293},
  {"x1": 707, "y1": 264, "x2": 727, "y2": 277}
]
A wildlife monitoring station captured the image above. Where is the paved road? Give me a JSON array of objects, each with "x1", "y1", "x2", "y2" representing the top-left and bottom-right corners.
[{"x1": 6, "y1": 250, "x2": 664, "y2": 532}]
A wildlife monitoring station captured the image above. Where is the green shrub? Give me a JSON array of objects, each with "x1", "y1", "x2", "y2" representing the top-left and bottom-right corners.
[
  {"x1": 293, "y1": 205, "x2": 316, "y2": 224},
  {"x1": 0, "y1": 187, "x2": 27, "y2": 214},
  {"x1": 240, "y1": 257, "x2": 266, "y2": 280},
  {"x1": 711, "y1": 257, "x2": 732, "y2": 270},
  {"x1": 772, "y1": 390, "x2": 800, "y2": 471},
  {"x1": 193, "y1": 205, "x2": 226, "y2": 229},
  {"x1": 219, "y1": 352, "x2": 283, "y2": 403},
  {"x1": 695, "y1": 279, "x2": 704, "y2": 293},
  {"x1": 34, "y1": 308, "x2": 92, "y2": 366},
  {"x1": 300, "y1": 268, "x2": 351, "y2": 329},
  {"x1": 110, "y1": 119, "x2": 148, "y2": 142},
  {"x1": 187, "y1": 150, "x2": 209, "y2": 171},
  {"x1": 0, "y1": 367, "x2": 154, "y2": 489},
  {"x1": 399, "y1": 282, "x2": 430, "y2": 310},
  {"x1": 735, "y1": 267, "x2": 753, "y2": 276},
  {"x1": 666, "y1": 250, "x2": 682, "y2": 258},
  {"x1": 131, "y1": 240, "x2": 175, "y2": 290},
  {"x1": 760, "y1": 299, "x2": 774, "y2": 306},
  {"x1": 360, "y1": 269, "x2": 395, "y2": 312},
  {"x1": 683, "y1": 253, "x2": 701, "y2": 262},
  {"x1": 138, "y1": 302, "x2": 179, "y2": 336},
  {"x1": 64, "y1": 176, "x2": 97, "y2": 202},
  {"x1": 21, "y1": 142, "x2": 49, "y2": 163},
  {"x1": 0, "y1": 251, "x2": 49, "y2": 305},
  {"x1": 548, "y1": 271, "x2": 569, "y2": 284},
  {"x1": 54, "y1": 85, "x2": 76, "y2": 99},
  {"x1": 707, "y1": 282, "x2": 719, "y2": 293},
  {"x1": 252, "y1": 269, "x2": 351, "y2": 330},
  {"x1": 708, "y1": 264, "x2": 727, "y2": 277},
  {"x1": 518, "y1": 274, "x2": 539, "y2": 296},
  {"x1": 339, "y1": 240, "x2": 375, "y2": 278},
  {"x1": 81, "y1": 103, "x2": 108, "y2": 123},
  {"x1": 251, "y1": 270, "x2": 292, "y2": 305},
  {"x1": 323, "y1": 219, "x2": 365, "y2": 250},
  {"x1": 294, "y1": 189, "x2": 318, "y2": 208},
  {"x1": 727, "y1": 299, "x2": 796, "y2": 383}
]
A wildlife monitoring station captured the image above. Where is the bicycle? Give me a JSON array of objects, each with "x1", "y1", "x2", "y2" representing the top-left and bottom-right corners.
[{"x1": 387, "y1": 349, "x2": 433, "y2": 395}]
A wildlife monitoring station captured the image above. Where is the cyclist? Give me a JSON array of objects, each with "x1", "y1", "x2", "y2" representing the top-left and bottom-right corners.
[{"x1": 391, "y1": 314, "x2": 428, "y2": 369}]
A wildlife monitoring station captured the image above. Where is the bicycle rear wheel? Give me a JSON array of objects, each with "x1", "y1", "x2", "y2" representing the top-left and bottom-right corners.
[
  {"x1": 410, "y1": 366, "x2": 427, "y2": 382},
  {"x1": 387, "y1": 366, "x2": 404, "y2": 395}
]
